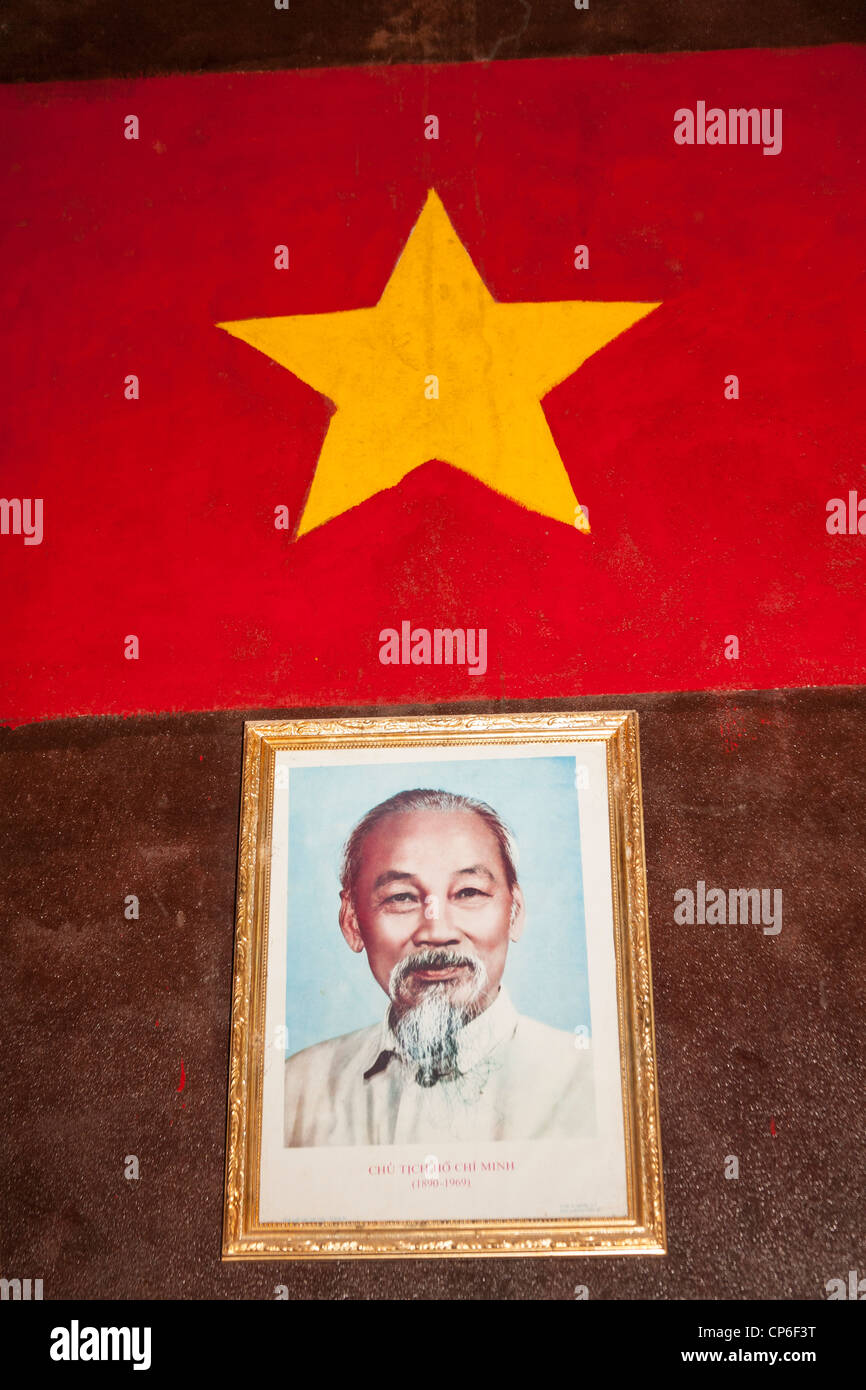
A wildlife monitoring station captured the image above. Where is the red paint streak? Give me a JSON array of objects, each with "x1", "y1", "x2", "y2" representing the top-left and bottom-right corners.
[
  {"x1": 177, "y1": 1058, "x2": 186, "y2": 1093},
  {"x1": 770, "y1": 1117, "x2": 777, "y2": 1137}
]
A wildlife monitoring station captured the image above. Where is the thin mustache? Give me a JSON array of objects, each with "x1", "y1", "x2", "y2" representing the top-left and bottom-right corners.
[
  {"x1": 404, "y1": 949, "x2": 478, "y2": 972},
  {"x1": 391, "y1": 949, "x2": 480, "y2": 990}
]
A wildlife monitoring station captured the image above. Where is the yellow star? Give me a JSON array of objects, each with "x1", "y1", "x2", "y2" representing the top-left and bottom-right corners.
[{"x1": 218, "y1": 189, "x2": 660, "y2": 538}]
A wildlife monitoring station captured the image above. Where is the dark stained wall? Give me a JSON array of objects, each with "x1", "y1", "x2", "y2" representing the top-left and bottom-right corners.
[
  {"x1": 2, "y1": 0, "x2": 864, "y2": 83},
  {"x1": 1, "y1": 689, "x2": 864, "y2": 1298}
]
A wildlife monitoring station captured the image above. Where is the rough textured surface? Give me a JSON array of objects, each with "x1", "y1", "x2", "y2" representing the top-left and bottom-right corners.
[
  {"x1": 3, "y1": 0, "x2": 863, "y2": 1306},
  {"x1": 1, "y1": 689, "x2": 864, "y2": 1299},
  {"x1": 3, "y1": 47, "x2": 865, "y2": 725},
  {"x1": 2, "y1": 0, "x2": 864, "y2": 83}
]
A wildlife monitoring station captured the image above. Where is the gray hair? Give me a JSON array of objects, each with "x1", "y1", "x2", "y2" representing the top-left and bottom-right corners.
[{"x1": 340, "y1": 788, "x2": 519, "y2": 905}]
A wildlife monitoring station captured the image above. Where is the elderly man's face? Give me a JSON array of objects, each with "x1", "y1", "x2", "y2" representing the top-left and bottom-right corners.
[{"x1": 340, "y1": 809, "x2": 524, "y2": 1018}]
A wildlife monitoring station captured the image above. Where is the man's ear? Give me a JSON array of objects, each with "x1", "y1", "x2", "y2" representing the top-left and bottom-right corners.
[
  {"x1": 508, "y1": 884, "x2": 526, "y2": 942},
  {"x1": 339, "y1": 893, "x2": 366, "y2": 953}
]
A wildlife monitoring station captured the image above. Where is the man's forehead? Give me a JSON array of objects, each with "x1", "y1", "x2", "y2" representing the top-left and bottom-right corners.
[{"x1": 360, "y1": 807, "x2": 502, "y2": 863}]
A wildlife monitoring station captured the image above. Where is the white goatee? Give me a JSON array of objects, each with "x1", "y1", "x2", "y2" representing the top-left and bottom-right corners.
[{"x1": 388, "y1": 948, "x2": 489, "y2": 1087}]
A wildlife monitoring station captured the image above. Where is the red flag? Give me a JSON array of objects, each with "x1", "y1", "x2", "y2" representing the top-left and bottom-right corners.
[{"x1": 1, "y1": 45, "x2": 863, "y2": 723}]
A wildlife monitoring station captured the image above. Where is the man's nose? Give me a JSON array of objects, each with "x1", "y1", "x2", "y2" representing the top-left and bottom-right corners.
[{"x1": 413, "y1": 895, "x2": 460, "y2": 943}]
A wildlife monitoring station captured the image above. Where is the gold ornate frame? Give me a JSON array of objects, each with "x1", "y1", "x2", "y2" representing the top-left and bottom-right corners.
[{"x1": 222, "y1": 710, "x2": 665, "y2": 1259}]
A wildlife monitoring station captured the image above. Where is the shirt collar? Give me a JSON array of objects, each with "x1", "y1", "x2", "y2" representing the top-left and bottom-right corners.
[{"x1": 363, "y1": 985, "x2": 519, "y2": 1081}]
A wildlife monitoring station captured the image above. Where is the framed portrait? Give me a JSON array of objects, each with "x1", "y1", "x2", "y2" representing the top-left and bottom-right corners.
[{"x1": 222, "y1": 710, "x2": 665, "y2": 1259}]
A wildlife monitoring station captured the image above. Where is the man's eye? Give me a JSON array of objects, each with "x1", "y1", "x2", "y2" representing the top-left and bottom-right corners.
[
  {"x1": 383, "y1": 892, "x2": 420, "y2": 906},
  {"x1": 454, "y1": 887, "x2": 488, "y2": 899}
]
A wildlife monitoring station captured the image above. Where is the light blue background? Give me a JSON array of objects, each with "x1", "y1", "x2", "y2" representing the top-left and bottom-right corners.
[{"x1": 285, "y1": 755, "x2": 589, "y2": 1055}]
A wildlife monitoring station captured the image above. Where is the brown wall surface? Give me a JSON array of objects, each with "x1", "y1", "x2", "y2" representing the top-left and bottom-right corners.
[
  {"x1": 1, "y1": 689, "x2": 864, "y2": 1299},
  {"x1": 2, "y1": 0, "x2": 865, "y2": 83}
]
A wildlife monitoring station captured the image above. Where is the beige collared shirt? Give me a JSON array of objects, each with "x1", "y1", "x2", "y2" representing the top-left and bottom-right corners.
[{"x1": 284, "y1": 986, "x2": 595, "y2": 1147}]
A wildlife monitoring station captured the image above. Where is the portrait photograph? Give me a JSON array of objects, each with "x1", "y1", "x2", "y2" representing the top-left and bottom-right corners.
[{"x1": 223, "y1": 710, "x2": 665, "y2": 1258}]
